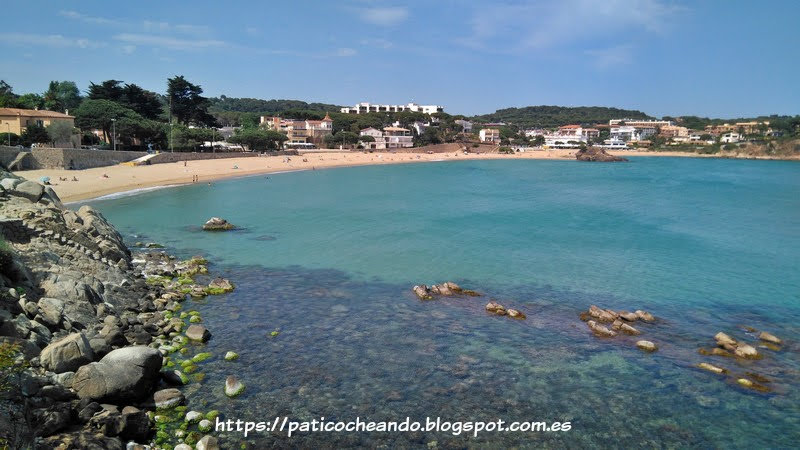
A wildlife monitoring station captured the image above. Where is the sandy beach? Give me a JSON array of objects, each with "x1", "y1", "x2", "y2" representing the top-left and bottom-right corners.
[{"x1": 13, "y1": 148, "x2": 793, "y2": 203}]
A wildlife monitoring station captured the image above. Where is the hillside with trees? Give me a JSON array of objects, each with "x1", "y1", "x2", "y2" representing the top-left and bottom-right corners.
[{"x1": 471, "y1": 105, "x2": 653, "y2": 128}]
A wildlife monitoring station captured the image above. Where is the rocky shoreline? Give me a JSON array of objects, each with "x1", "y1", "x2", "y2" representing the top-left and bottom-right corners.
[{"x1": 0, "y1": 168, "x2": 236, "y2": 449}]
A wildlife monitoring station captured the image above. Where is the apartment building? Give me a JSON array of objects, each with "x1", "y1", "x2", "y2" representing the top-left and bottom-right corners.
[
  {"x1": 0, "y1": 107, "x2": 74, "y2": 136},
  {"x1": 340, "y1": 102, "x2": 444, "y2": 115}
]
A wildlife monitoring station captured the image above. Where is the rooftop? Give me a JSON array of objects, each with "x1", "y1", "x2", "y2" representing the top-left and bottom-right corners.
[{"x1": 0, "y1": 107, "x2": 74, "y2": 118}]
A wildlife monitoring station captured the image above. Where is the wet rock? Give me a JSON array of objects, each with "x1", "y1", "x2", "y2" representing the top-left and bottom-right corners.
[
  {"x1": 734, "y1": 344, "x2": 760, "y2": 359},
  {"x1": 186, "y1": 411, "x2": 203, "y2": 423},
  {"x1": 587, "y1": 320, "x2": 617, "y2": 337},
  {"x1": 758, "y1": 331, "x2": 782, "y2": 345},
  {"x1": 697, "y1": 362, "x2": 727, "y2": 374},
  {"x1": 619, "y1": 323, "x2": 641, "y2": 335},
  {"x1": 412, "y1": 285, "x2": 432, "y2": 300},
  {"x1": 634, "y1": 310, "x2": 655, "y2": 322},
  {"x1": 198, "y1": 419, "x2": 213, "y2": 432},
  {"x1": 714, "y1": 332, "x2": 737, "y2": 348},
  {"x1": 506, "y1": 308, "x2": 526, "y2": 319},
  {"x1": 162, "y1": 369, "x2": 189, "y2": 385},
  {"x1": 72, "y1": 346, "x2": 162, "y2": 402},
  {"x1": 186, "y1": 324, "x2": 211, "y2": 342},
  {"x1": 485, "y1": 301, "x2": 506, "y2": 315},
  {"x1": 40, "y1": 332, "x2": 95, "y2": 373},
  {"x1": 575, "y1": 146, "x2": 628, "y2": 162},
  {"x1": 206, "y1": 277, "x2": 234, "y2": 294},
  {"x1": 636, "y1": 340, "x2": 657, "y2": 352},
  {"x1": 196, "y1": 435, "x2": 220, "y2": 450},
  {"x1": 224, "y1": 351, "x2": 239, "y2": 361},
  {"x1": 202, "y1": 217, "x2": 236, "y2": 231},
  {"x1": 618, "y1": 311, "x2": 638, "y2": 322},
  {"x1": 225, "y1": 375, "x2": 245, "y2": 397},
  {"x1": 588, "y1": 305, "x2": 616, "y2": 323},
  {"x1": 151, "y1": 388, "x2": 185, "y2": 409}
]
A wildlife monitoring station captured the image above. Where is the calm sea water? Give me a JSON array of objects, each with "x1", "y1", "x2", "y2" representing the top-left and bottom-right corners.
[{"x1": 85, "y1": 158, "x2": 800, "y2": 448}]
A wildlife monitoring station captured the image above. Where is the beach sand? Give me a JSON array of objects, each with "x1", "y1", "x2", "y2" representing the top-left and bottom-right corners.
[
  {"x1": 14, "y1": 150, "x2": 578, "y2": 202},
  {"x1": 13, "y1": 148, "x2": 782, "y2": 203}
]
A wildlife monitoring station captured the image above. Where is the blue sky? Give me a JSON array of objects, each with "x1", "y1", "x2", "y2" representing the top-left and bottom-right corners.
[{"x1": 1, "y1": 0, "x2": 798, "y2": 118}]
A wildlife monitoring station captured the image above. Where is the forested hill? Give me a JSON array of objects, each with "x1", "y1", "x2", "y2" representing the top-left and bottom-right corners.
[
  {"x1": 208, "y1": 96, "x2": 341, "y2": 114},
  {"x1": 471, "y1": 105, "x2": 653, "y2": 128}
]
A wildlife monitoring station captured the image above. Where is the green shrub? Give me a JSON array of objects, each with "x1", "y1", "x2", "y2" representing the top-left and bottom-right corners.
[{"x1": 0, "y1": 239, "x2": 15, "y2": 276}]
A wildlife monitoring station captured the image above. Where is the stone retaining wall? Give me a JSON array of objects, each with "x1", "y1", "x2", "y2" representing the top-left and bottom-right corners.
[
  {"x1": 146, "y1": 151, "x2": 298, "y2": 164},
  {"x1": 1, "y1": 146, "x2": 146, "y2": 170}
]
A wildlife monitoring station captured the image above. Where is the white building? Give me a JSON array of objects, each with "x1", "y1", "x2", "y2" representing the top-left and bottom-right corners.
[
  {"x1": 524, "y1": 128, "x2": 546, "y2": 137},
  {"x1": 542, "y1": 125, "x2": 599, "y2": 148},
  {"x1": 479, "y1": 128, "x2": 501, "y2": 143},
  {"x1": 341, "y1": 102, "x2": 444, "y2": 115},
  {"x1": 609, "y1": 119, "x2": 674, "y2": 128},
  {"x1": 720, "y1": 132, "x2": 741, "y2": 143},
  {"x1": 610, "y1": 125, "x2": 656, "y2": 142},
  {"x1": 358, "y1": 126, "x2": 414, "y2": 149}
]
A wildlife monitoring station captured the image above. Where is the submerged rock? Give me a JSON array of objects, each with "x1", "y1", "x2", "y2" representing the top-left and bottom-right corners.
[
  {"x1": 225, "y1": 375, "x2": 245, "y2": 398},
  {"x1": 697, "y1": 362, "x2": 727, "y2": 375},
  {"x1": 636, "y1": 340, "x2": 658, "y2": 352},
  {"x1": 587, "y1": 320, "x2": 617, "y2": 337},
  {"x1": 734, "y1": 344, "x2": 761, "y2": 359},
  {"x1": 714, "y1": 332, "x2": 737, "y2": 348},
  {"x1": 506, "y1": 308, "x2": 526, "y2": 319},
  {"x1": 224, "y1": 351, "x2": 239, "y2": 361},
  {"x1": 206, "y1": 277, "x2": 235, "y2": 294},
  {"x1": 758, "y1": 331, "x2": 782, "y2": 345},
  {"x1": 202, "y1": 217, "x2": 236, "y2": 231},
  {"x1": 619, "y1": 323, "x2": 641, "y2": 335},
  {"x1": 485, "y1": 301, "x2": 506, "y2": 315}
]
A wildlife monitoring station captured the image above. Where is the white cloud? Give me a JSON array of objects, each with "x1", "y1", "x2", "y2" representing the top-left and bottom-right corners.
[
  {"x1": 58, "y1": 10, "x2": 120, "y2": 26},
  {"x1": 336, "y1": 47, "x2": 357, "y2": 57},
  {"x1": 0, "y1": 32, "x2": 106, "y2": 49},
  {"x1": 459, "y1": 0, "x2": 682, "y2": 52},
  {"x1": 113, "y1": 33, "x2": 227, "y2": 51},
  {"x1": 584, "y1": 44, "x2": 635, "y2": 69},
  {"x1": 143, "y1": 21, "x2": 211, "y2": 35},
  {"x1": 359, "y1": 6, "x2": 409, "y2": 25}
]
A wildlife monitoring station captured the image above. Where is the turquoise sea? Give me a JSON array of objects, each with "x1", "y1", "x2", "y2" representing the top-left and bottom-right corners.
[{"x1": 85, "y1": 157, "x2": 800, "y2": 448}]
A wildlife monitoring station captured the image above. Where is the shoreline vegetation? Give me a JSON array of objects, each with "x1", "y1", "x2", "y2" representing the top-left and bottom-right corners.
[{"x1": 15, "y1": 148, "x2": 800, "y2": 204}]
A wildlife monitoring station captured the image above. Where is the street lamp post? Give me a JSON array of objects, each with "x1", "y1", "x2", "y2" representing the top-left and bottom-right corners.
[{"x1": 111, "y1": 118, "x2": 117, "y2": 151}]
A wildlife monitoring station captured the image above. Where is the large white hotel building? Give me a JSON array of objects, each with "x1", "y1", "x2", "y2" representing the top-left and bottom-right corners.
[{"x1": 340, "y1": 102, "x2": 444, "y2": 115}]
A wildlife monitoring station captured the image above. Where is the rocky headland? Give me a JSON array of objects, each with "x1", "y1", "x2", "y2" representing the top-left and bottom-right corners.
[
  {"x1": 575, "y1": 146, "x2": 629, "y2": 162},
  {"x1": 0, "y1": 167, "x2": 233, "y2": 449}
]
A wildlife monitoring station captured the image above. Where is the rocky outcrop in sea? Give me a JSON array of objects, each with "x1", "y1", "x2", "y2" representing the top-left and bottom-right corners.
[{"x1": 575, "y1": 146, "x2": 628, "y2": 162}]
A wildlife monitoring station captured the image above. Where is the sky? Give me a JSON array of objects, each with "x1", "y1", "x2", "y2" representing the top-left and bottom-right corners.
[{"x1": 1, "y1": 0, "x2": 798, "y2": 118}]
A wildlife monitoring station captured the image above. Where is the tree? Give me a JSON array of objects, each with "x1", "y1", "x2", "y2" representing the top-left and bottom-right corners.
[
  {"x1": 228, "y1": 128, "x2": 287, "y2": 151},
  {"x1": 417, "y1": 127, "x2": 441, "y2": 146},
  {"x1": 358, "y1": 135, "x2": 375, "y2": 143},
  {"x1": 15, "y1": 93, "x2": 44, "y2": 110},
  {"x1": 0, "y1": 133, "x2": 20, "y2": 146},
  {"x1": 0, "y1": 80, "x2": 17, "y2": 107},
  {"x1": 324, "y1": 131, "x2": 359, "y2": 148},
  {"x1": 73, "y1": 99, "x2": 135, "y2": 144},
  {"x1": 43, "y1": 81, "x2": 82, "y2": 112},
  {"x1": 167, "y1": 75, "x2": 216, "y2": 126},
  {"x1": 120, "y1": 83, "x2": 164, "y2": 120},
  {"x1": 20, "y1": 124, "x2": 49, "y2": 146},
  {"x1": 46, "y1": 121, "x2": 75, "y2": 146},
  {"x1": 531, "y1": 135, "x2": 545, "y2": 146},
  {"x1": 87, "y1": 80, "x2": 124, "y2": 102}
]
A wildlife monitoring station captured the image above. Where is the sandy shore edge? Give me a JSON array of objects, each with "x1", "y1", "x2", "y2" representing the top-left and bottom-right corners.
[{"x1": 13, "y1": 149, "x2": 797, "y2": 203}]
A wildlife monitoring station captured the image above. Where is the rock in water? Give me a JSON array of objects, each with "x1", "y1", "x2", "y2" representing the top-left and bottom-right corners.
[
  {"x1": 734, "y1": 344, "x2": 760, "y2": 359},
  {"x1": 225, "y1": 375, "x2": 245, "y2": 397},
  {"x1": 40, "y1": 332, "x2": 95, "y2": 373},
  {"x1": 224, "y1": 351, "x2": 239, "y2": 361},
  {"x1": 506, "y1": 308, "x2": 526, "y2": 319},
  {"x1": 412, "y1": 285, "x2": 432, "y2": 300},
  {"x1": 72, "y1": 346, "x2": 162, "y2": 402},
  {"x1": 634, "y1": 310, "x2": 655, "y2": 322},
  {"x1": 697, "y1": 362, "x2": 727, "y2": 374},
  {"x1": 758, "y1": 331, "x2": 782, "y2": 345},
  {"x1": 485, "y1": 301, "x2": 506, "y2": 315},
  {"x1": 587, "y1": 320, "x2": 617, "y2": 337},
  {"x1": 186, "y1": 324, "x2": 211, "y2": 342},
  {"x1": 202, "y1": 217, "x2": 236, "y2": 231},
  {"x1": 575, "y1": 146, "x2": 628, "y2": 162},
  {"x1": 620, "y1": 323, "x2": 641, "y2": 335},
  {"x1": 636, "y1": 340, "x2": 658, "y2": 352},
  {"x1": 197, "y1": 435, "x2": 220, "y2": 450},
  {"x1": 151, "y1": 388, "x2": 185, "y2": 409}
]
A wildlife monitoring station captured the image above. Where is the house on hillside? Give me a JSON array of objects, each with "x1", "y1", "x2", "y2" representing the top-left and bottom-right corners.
[
  {"x1": 383, "y1": 126, "x2": 413, "y2": 148},
  {"x1": 479, "y1": 128, "x2": 501, "y2": 143},
  {"x1": 259, "y1": 112, "x2": 333, "y2": 145}
]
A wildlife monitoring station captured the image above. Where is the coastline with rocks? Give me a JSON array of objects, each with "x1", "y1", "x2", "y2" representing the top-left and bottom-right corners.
[{"x1": 0, "y1": 167, "x2": 237, "y2": 449}]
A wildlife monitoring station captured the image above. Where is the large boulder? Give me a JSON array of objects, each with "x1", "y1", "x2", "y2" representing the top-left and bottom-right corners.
[
  {"x1": 37, "y1": 297, "x2": 65, "y2": 327},
  {"x1": 10, "y1": 180, "x2": 44, "y2": 202},
  {"x1": 72, "y1": 346, "x2": 162, "y2": 402},
  {"x1": 575, "y1": 147, "x2": 628, "y2": 162},
  {"x1": 40, "y1": 332, "x2": 95, "y2": 373}
]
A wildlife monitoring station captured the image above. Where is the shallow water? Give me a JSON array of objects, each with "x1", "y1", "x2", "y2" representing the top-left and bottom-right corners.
[{"x1": 85, "y1": 158, "x2": 800, "y2": 448}]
